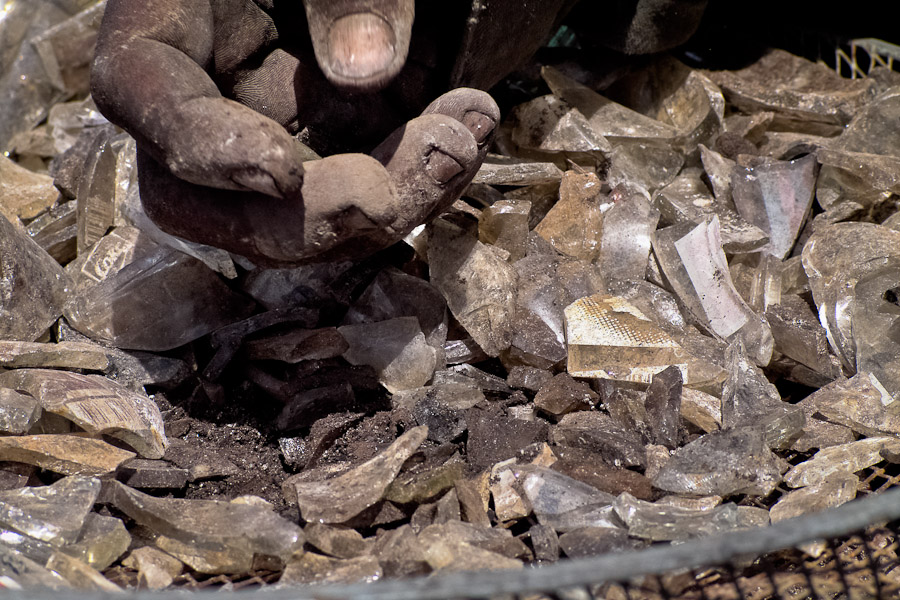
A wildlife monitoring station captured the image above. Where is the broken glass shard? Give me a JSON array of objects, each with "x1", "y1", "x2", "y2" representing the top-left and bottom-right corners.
[
  {"x1": 75, "y1": 128, "x2": 117, "y2": 254},
  {"x1": 534, "y1": 170, "x2": 610, "y2": 261},
  {"x1": 512, "y1": 465, "x2": 621, "y2": 531},
  {"x1": 0, "y1": 544, "x2": 69, "y2": 589},
  {"x1": 550, "y1": 411, "x2": 645, "y2": 469},
  {"x1": 45, "y1": 551, "x2": 121, "y2": 592},
  {"x1": 801, "y1": 222, "x2": 900, "y2": 370},
  {"x1": 614, "y1": 492, "x2": 741, "y2": 542},
  {"x1": 810, "y1": 374, "x2": 900, "y2": 437},
  {"x1": 607, "y1": 140, "x2": 684, "y2": 194},
  {"x1": 558, "y1": 527, "x2": 642, "y2": 558},
  {"x1": 645, "y1": 365, "x2": 683, "y2": 449},
  {"x1": 473, "y1": 154, "x2": 563, "y2": 186},
  {"x1": 542, "y1": 66, "x2": 678, "y2": 143},
  {"x1": 0, "y1": 154, "x2": 59, "y2": 222},
  {"x1": 784, "y1": 437, "x2": 900, "y2": 488},
  {"x1": 0, "y1": 369, "x2": 167, "y2": 458},
  {"x1": 304, "y1": 523, "x2": 371, "y2": 559},
  {"x1": 0, "y1": 340, "x2": 109, "y2": 371},
  {"x1": 116, "y1": 459, "x2": 189, "y2": 490},
  {"x1": 63, "y1": 513, "x2": 131, "y2": 571},
  {"x1": 599, "y1": 187, "x2": 659, "y2": 282},
  {"x1": 770, "y1": 473, "x2": 858, "y2": 523},
  {"x1": 64, "y1": 226, "x2": 147, "y2": 288},
  {"x1": 109, "y1": 481, "x2": 304, "y2": 574},
  {"x1": 0, "y1": 2, "x2": 70, "y2": 151},
  {"x1": 339, "y1": 317, "x2": 436, "y2": 393},
  {"x1": 652, "y1": 428, "x2": 782, "y2": 496},
  {"x1": 0, "y1": 387, "x2": 42, "y2": 434},
  {"x1": 564, "y1": 293, "x2": 695, "y2": 385},
  {"x1": 653, "y1": 217, "x2": 773, "y2": 365},
  {"x1": 283, "y1": 426, "x2": 427, "y2": 523},
  {"x1": 343, "y1": 267, "x2": 448, "y2": 353},
  {"x1": 280, "y1": 552, "x2": 382, "y2": 585},
  {"x1": 0, "y1": 475, "x2": 100, "y2": 546},
  {"x1": 838, "y1": 87, "x2": 900, "y2": 157},
  {"x1": 511, "y1": 94, "x2": 612, "y2": 153},
  {"x1": 852, "y1": 262, "x2": 900, "y2": 401},
  {"x1": 120, "y1": 546, "x2": 183, "y2": 590},
  {"x1": 0, "y1": 434, "x2": 135, "y2": 476},
  {"x1": 25, "y1": 200, "x2": 77, "y2": 264},
  {"x1": 64, "y1": 241, "x2": 255, "y2": 351},
  {"x1": 478, "y1": 199, "x2": 531, "y2": 262},
  {"x1": 706, "y1": 49, "x2": 873, "y2": 126},
  {"x1": 427, "y1": 219, "x2": 517, "y2": 357},
  {"x1": 384, "y1": 462, "x2": 464, "y2": 505},
  {"x1": 653, "y1": 169, "x2": 769, "y2": 254},
  {"x1": 533, "y1": 373, "x2": 597, "y2": 418},
  {"x1": 490, "y1": 462, "x2": 529, "y2": 522},
  {"x1": 244, "y1": 327, "x2": 348, "y2": 363},
  {"x1": 730, "y1": 154, "x2": 817, "y2": 259},
  {"x1": 0, "y1": 212, "x2": 72, "y2": 342}
]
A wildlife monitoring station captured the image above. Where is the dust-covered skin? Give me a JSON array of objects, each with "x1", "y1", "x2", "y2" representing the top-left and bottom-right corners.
[{"x1": 91, "y1": 0, "x2": 706, "y2": 265}]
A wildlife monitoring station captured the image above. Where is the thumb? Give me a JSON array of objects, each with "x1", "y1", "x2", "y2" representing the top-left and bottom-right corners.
[{"x1": 303, "y1": 0, "x2": 415, "y2": 92}]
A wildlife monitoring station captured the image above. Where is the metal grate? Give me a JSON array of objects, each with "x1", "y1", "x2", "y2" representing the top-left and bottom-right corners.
[{"x1": 833, "y1": 38, "x2": 900, "y2": 78}]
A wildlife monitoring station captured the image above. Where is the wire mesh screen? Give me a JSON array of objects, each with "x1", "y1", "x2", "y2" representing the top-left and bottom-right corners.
[{"x1": 143, "y1": 487, "x2": 894, "y2": 600}]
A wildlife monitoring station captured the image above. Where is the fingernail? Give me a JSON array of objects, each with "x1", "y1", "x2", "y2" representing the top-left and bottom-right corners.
[
  {"x1": 462, "y1": 110, "x2": 495, "y2": 144},
  {"x1": 426, "y1": 150, "x2": 464, "y2": 184},
  {"x1": 231, "y1": 167, "x2": 282, "y2": 198},
  {"x1": 328, "y1": 13, "x2": 395, "y2": 79}
]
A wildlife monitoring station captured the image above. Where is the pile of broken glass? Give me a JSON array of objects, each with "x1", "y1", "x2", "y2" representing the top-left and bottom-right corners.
[{"x1": 4, "y1": 0, "x2": 900, "y2": 592}]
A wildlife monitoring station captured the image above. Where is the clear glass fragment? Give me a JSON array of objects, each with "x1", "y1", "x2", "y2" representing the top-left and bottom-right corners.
[
  {"x1": 652, "y1": 428, "x2": 782, "y2": 496},
  {"x1": 478, "y1": 199, "x2": 531, "y2": 262},
  {"x1": 0, "y1": 212, "x2": 72, "y2": 342},
  {"x1": 653, "y1": 217, "x2": 773, "y2": 365},
  {"x1": 810, "y1": 374, "x2": 900, "y2": 437},
  {"x1": 706, "y1": 49, "x2": 873, "y2": 125},
  {"x1": 801, "y1": 222, "x2": 900, "y2": 370},
  {"x1": 564, "y1": 293, "x2": 693, "y2": 385},
  {"x1": 534, "y1": 170, "x2": 610, "y2": 261},
  {"x1": 614, "y1": 492, "x2": 741, "y2": 542},
  {"x1": 0, "y1": 475, "x2": 100, "y2": 546},
  {"x1": 0, "y1": 340, "x2": 108, "y2": 371},
  {"x1": 473, "y1": 154, "x2": 563, "y2": 186},
  {"x1": 784, "y1": 437, "x2": 900, "y2": 488},
  {"x1": 511, "y1": 94, "x2": 612, "y2": 153},
  {"x1": 339, "y1": 317, "x2": 436, "y2": 393},
  {"x1": 0, "y1": 154, "x2": 59, "y2": 222},
  {"x1": 279, "y1": 552, "x2": 382, "y2": 585},
  {"x1": 512, "y1": 465, "x2": 621, "y2": 532},
  {"x1": 64, "y1": 241, "x2": 255, "y2": 351},
  {"x1": 0, "y1": 368, "x2": 167, "y2": 458},
  {"x1": 730, "y1": 154, "x2": 818, "y2": 259},
  {"x1": 110, "y1": 481, "x2": 304, "y2": 574},
  {"x1": 25, "y1": 200, "x2": 77, "y2": 264},
  {"x1": 283, "y1": 426, "x2": 427, "y2": 524},
  {"x1": 550, "y1": 411, "x2": 645, "y2": 469},
  {"x1": 0, "y1": 387, "x2": 42, "y2": 434},
  {"x1": 428, "y1": 219, "x2": 517, "y2": 357},
  {"x1": 599, "y1": 187, "x2": 659, "y2": 281},
  {"x1": 63, "y1": 513, "x2": 131, "y2": 571},
  {"x1": 343, "y1": 267, "x2": 448, "y2": 353},
  {"x1": 653, "y1": 169, "x2": 769, "y2": 254},
  {"x1": 769, "y1": 473, "x2": 858, "y2": 523},
  {"x1": 304, "y1": 523, "x2": 371, "y2": 559},
  {"x1": 0, "y1": 434, "x2": 134, "y2": 476},
  {"x1": 541, "y1": 66, "x2": 678, "y2": 143},
  {"x1": 120, "y1": 546, "x2": 183, "y2": 590}
]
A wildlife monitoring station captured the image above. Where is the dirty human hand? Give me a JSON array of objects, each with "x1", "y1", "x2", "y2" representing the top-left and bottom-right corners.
[{"x1": 91, "y1": 0, "x2": 500, "y2": 265}]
